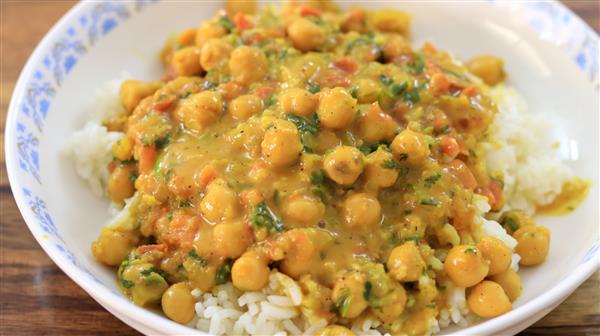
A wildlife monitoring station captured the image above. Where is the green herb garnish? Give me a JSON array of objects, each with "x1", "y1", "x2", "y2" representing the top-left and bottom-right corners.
[
  {"x1": 188, "y1": 249, "x2": 208, "y2": 266},
  {"x1": 307, "y1": 82, "x2": 321, "y2": 94},
  {"x1": 215, "y1": 260, "x2": 233, "y2": 285},
  {"x1": 464, "y1": 248, "x2": 477, "y2": 255},
  {"x1": 251, "y1": 202, "x2": 284, "y2": 232},
  {"x1": 379, "y1": 74, "x2": 393, "y2": 85},
  {"x1": 121, "y1": 279, "x2": 134, "y2": 288},
  {"x1": 331, "y1": 288, "x2": 352, "y2": 317},
  {"x1": 409, "y1": 53, "x2": 425, "y2": 75},
  {"x1": 424, "y1": 173, "x2": 442, "y2": 188},
  {"x1": 285, "y1": 113, "x2": 319, "y2": 135},
  {"x1": 218, "y1": 16, "x2": 235, "y2": 31},
  {"x1": 420, "y1": 197, "x2": 440, "y2": 206}
]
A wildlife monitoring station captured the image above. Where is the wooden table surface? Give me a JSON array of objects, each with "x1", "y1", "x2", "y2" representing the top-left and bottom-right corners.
[{"x1": 1, "y1": 1, "x2": 598, "y2": 335}]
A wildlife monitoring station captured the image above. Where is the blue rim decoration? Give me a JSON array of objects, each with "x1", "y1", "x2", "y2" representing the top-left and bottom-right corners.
[{"x1": 7, "y1": 0, "x2": 600, "y2": 318}]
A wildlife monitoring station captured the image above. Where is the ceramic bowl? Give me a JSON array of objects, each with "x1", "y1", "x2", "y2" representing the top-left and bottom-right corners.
[{"x1": 5, "y1": 1, "x2": 599, "y2": 335}]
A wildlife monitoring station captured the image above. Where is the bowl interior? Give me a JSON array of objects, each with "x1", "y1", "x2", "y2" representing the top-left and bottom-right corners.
[{"x1": 8, "y1": 1, "x2": 599, "y2": 335}]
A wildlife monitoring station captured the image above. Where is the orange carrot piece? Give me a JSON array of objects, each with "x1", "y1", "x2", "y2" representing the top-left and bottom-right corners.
[
  {"x1": 334, "y1": 56, "x2": 358, "y2": 74},
  {"x1": 440, "y1": 135, "x2": 460, "y2": 160},
  {"x1": 461, "y1": 85, "x2": 479, "y2": 97},
  {"x1": 197, "y1": 165, "x2": 218, "y2": 190},
  {"x1": 430, "y1": 73, "x2": 451, "y2": 94}
]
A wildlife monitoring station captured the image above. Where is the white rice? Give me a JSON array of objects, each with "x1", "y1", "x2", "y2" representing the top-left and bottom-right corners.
[
  {"x1": 68, "y1": 78, "x2": 576, "y2": 335},
  {"x1": 484, "y1": 85, "x2": 574, "y2": 214},
  {"x1": 63, "y1": 74, "x2": 128, "y2": 196}
]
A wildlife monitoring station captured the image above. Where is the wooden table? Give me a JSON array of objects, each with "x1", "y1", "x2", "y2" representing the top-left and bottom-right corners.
[{"x1": 1, "y1": 1, "x2": 598, "y2": 335}]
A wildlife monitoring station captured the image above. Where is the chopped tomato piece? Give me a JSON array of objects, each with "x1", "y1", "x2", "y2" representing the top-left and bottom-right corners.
[
  {"x1": 446, "y1": 159, "x2": 477, "y2": 190},
  {"x1": 152, "y1": 94, "x2": 177, "y2": 111},
  {"x1": 161, "y1": 214, "x2": 200, "y2": 251},
  {"x1": 430, "y1": 73, "x2": 451, "y2": 94},
  {"x1": 298, "y1": 5, "x2": 321, "y2": 17},
  {"x1": 137, "y1": 243, "x2": 167, "y2": 254},
  {"x1": 234, "y1": 13, "x2": 253, "y2": 31},
  {"x1": 107, "y1": 161, "x2": 117, "y2": 173},
  {"x1": 440, "y1": 135, "x2": 460, "y2": 161},
  {"x1": 197, "y1": 165, "x2": 218, "y2": 190},
  {"x1": 138, "y1": 143, "x2": 157, "y2": 174},
  {"x1": 461, "y1": 85, "x2": 479, "y2": 97},
  {"x1": 334, "y1": 57, "x2": 358, "y2": 74},
  {"x1": 255, "y1": 85, "x2": 275, "y2": 100}
]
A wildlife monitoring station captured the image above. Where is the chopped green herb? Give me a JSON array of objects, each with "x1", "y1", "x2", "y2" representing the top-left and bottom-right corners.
[
  {"x1": 424, "y1": 173, "x2": 442, "y2": 188},
  {"x1": 331, "y1": 288, "x2": 352, "y2": 317},
  {"x1": 381, "y1": 159, "x2": 402, "y2": 171},
  {"x1": 121, "y1": 279, "x2": 134, "y2": 288},
  {"x1": 265, "y1": 94, "x2": 277, "y2": 107},
  {"x1": 379, "y1": 74, "x2": 393, "y2": 85},
  {"x1": 188, "y1": 249, "x2": 208, "y2": 266},
  {"x1": 398, "y1": 153, "x2": 408, "y2": 161},
  {"x1": 363, "y1": 281, "x2": 374, "y2": 301},
  {"x1": 251, "y1": 202, "x2": 284, "y2": 232},
  {"x1": 180, "y1": 91, "x2": 193, "y2": 99},
  {"x1": 403, "y1": 236, "x2": 421, "y2": 242},
  {"x1": 285, "y1": 113, "x2": 319, "y2": 135},
  {"x1": 307, "y1": 82, "x2": 321, "y2": 94},
  {"x1": 311, "y1": 170, "x2": 326, "y2": 185},
  {"x1": 345, "y1": 38, "x2": 372, "y2": 55},
  {"x1": 358, "y1": 141, "x2": 390, "y2": 155},
  {"x1": 390, "y1": 81, "x2": 408, "y2": 96},
  {"x1": 401, "y1": 88, "x2": 421, "y2": 104},
  {"x1": 218, "y1": 15, "x2": 235, "y2": 31},
  {"x1": 409, "y1": 53, "x2": 425, "y2": 75},
  {"x1": 349, "y1": 84, "x2": 359, "y2": 98},
  {"x1": 426, "y1": 303, "x2": 437, "y2": 309},
  {"x1": 464, "y1": 248, "x2": 477, "y2": 254},
  {"x1": 215, "y1": 260, "x2": 233, "y2": 285},
  {"x1": 420, "y1": 197, "x2": 440, "y2": 206}
]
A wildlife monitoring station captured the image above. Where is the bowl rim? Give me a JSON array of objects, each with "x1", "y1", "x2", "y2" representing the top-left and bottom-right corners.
[{"x1": 4, "y1": 1, "x2": 599, "y2": 335}]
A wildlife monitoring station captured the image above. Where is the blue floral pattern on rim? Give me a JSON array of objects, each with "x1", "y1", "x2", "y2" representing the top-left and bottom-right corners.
[
  {"x1": 8, "y1": 0, "x2": 599, "y2": 309},
  {"x1": 14, "y1": 0, "x2": 159, "y2": 284}
]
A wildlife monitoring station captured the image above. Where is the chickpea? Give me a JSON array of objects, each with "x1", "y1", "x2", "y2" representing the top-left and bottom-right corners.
[
  {"x1": 467, "y1": 280, "x2": 512, "y2": 318},
  {"x1": 112, "y1": 136, "x2": 134, "y2": 161},
  {"x1": 371, "y1": 283, "x2": 407, "y2": 323},
  {"x1": 162, "y1": 282, "x2": 196, "y2": 324},
  {"x1": 514, "y1": 226, "x2": 550, "y2": 266},
  {"x1": 390, "y1": 129, "x2": 430, "y2": 165},
  {"x1": 467, "y1": 55, "x2": 505, "y2": 86},
  {"x1": 122, "y1": 262, "x2": 168, "y2": 306},
  {"x1": 371, "y1": 9, "x2": 411, "y2": 35},
  {"x1": 91, "y1": 229, "x2": 133, "y2": 266},
  {"x1": 478, "y1": 236, "x2": 511, "y2": 276},
  {"x1": 213, "y1": 220, "x2": 253, "y2": 259},
  {"x1": 200, "y1": 179, "x2": 240, "y2": 223},
  {"x1": 231, "y1": 251, "x2": 270, "y2": 291},
  {"x1": 364, "y1": 147, "x2": 399, "y2": 189},
  {"x1": 226, "y1": 0, "x2": 256, "y2": 15},
  {"x1": 200, "y1": 38, "x2": 232, "y2": 71},
  {"x1": 332, "y1": 271, "x2": 368, "y2": 318},
  {"x1": 287, "y1": 17, "x2": 326, "y2": 52},
  {"x1": 444, "y1": 245, "x2": 489, "y2": 288},
  {"x1": 358, "y1": 102, "x2": 398, "y2": 143},
  {"x1": 261, "y1": 119, "x2": 303, "y2": 168},
  {"x1": 342, "y1": 192, "x2": 381, "y2": 228},
  {"x1": 354, "y1": 79, "x2": 379, "y2": 104},
  {"x1": 315, "y1": 325, "x2": 356, "y2": 336},
  {"x1": 382, "y1": 34, "x2": 410, "y2": 62},
  {"x1": 172, "y1": 46, "x2": 203, "y2": 76},
  {"x1": 279, "y1": 229, "x2": 318, "y2": 278},
  {"x1": 387, "y1": 241, "x2": 426, "y2": 282},
  {"x1": 175, "y1": 90, "x2": 223, "y2": 133},
  {"x1": 279, "y1": 88, "x2": 318, "y2": 116},
  {"x1": 229, "y1": 94, "x2": 263, "y2": 120},
  {"x1": 317, "y1": 88, "x2": 357, "y2": 130},
  {"x1": 229, "y1": 46, "x2": 268, "y2": 85},
  {"x1": 323, "y1": 146, "x2": 364, "y2": 185},
  {"x1": 499, "y1": 210, "x2": 534, "y2": 235},
  {"x1": 282, "y1": 194, "x2": 325, "y2": 226},
  {"x1": 119, "y1": 80, "x2": 161, "y2": 113},
  {"x1": 489, "y1": 268, "x2": 522, "y2": 302},
  {"x1": 195, "y1": 21, "x2": 227, "y2": 48},
  {"x1": 107, "y1": 164, "x2": 136, "y2": 204}
]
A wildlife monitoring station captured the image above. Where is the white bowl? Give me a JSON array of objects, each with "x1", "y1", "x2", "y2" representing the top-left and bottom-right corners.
[{"x1": 5, "y1": 1, "x2": 599, "y2": 335}]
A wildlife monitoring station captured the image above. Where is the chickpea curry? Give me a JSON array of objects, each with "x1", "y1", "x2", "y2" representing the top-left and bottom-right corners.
[{"x1": 91, "y1": 1, "x2": 558, "y2": 334}]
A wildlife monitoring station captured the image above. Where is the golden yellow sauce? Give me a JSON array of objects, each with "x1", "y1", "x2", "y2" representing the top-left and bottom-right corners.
[
  {"x1": 87, "y1": 2, "x2": 584, "y2": 334},
  {"x1": 537, "y1": 178, "x2": 590, "y2": 215}
]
